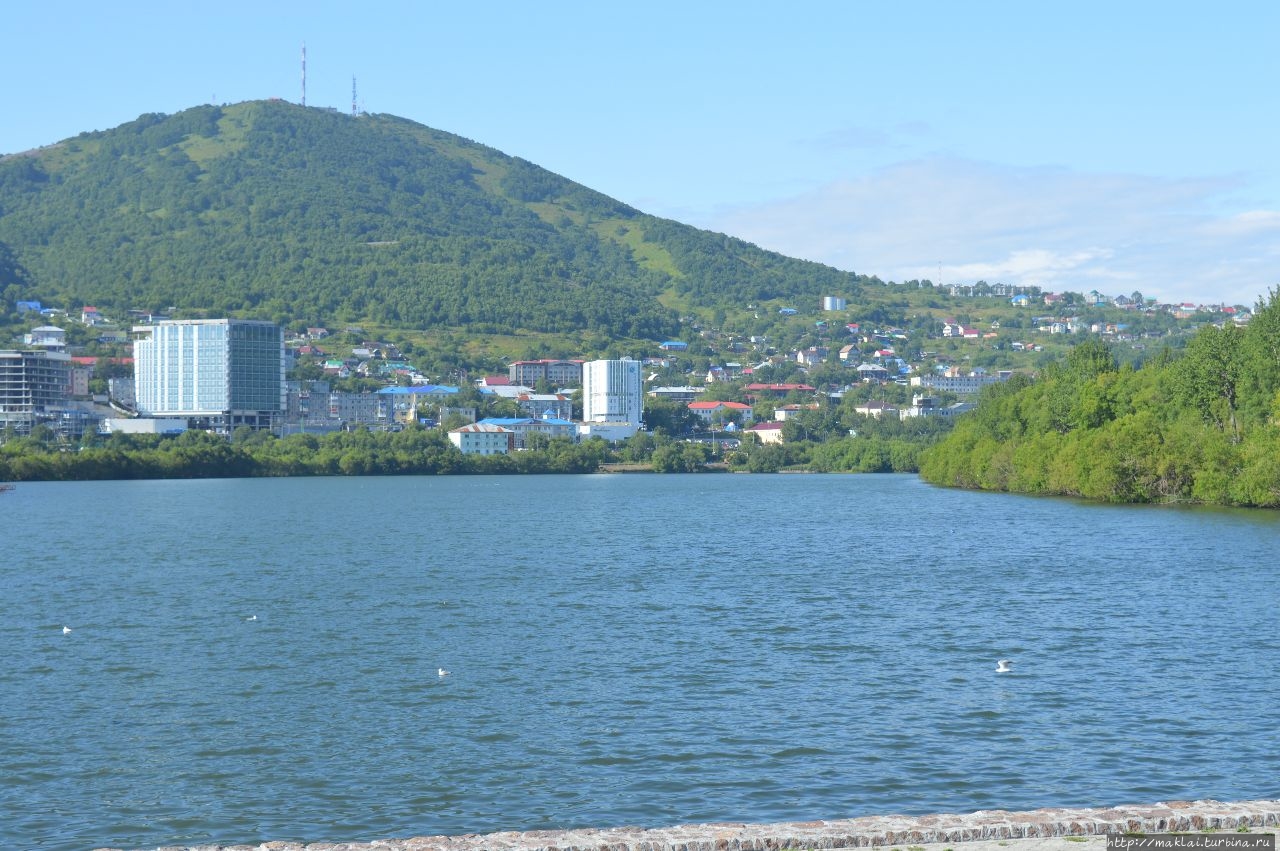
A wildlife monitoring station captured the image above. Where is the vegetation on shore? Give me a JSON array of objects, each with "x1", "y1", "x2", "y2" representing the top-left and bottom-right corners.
[
  {"x1": 0, "y1": 409, "x2": 942, "y2": 481},
  {"x1": 919, "y1": 290, "x2": 1280, "y2": 507}
]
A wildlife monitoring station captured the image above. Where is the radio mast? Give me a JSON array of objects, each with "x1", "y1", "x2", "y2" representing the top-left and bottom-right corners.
[
  {"x1": 301, "y1": 43, "x2": 307, "y2": 106},
  {"x1": 352, "y1": 76, "x2": 358, "y2": 117}
]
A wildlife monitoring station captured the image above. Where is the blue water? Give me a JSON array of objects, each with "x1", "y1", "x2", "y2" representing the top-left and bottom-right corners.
[{"x1": 2, "y1": 474, "x2": 1278, "y2": 851}]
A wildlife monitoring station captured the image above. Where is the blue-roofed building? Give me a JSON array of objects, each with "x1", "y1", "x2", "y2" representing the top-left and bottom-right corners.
[
  {"x1": 377, "y1": 385, "x2": 460, "y2": 423},
  {"x1": 476, "y1": 415, "x2": 577, "y2": 449}
]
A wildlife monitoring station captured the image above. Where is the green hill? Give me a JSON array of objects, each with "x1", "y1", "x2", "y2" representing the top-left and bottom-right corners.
[{"x1": 0, "y1": 100, "x2": 866, "y2": 340}]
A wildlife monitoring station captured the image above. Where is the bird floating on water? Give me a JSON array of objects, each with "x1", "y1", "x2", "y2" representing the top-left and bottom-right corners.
[
  {"x1": 62, "y1": 626, "x2": 72, "y2": 635},
  {"x1": 245, "y1": 615, "x2": 257, "y2": 621},
  {"x1": 438, "y1": 668, "x2": 450, "y2": 678},
  {"x1": 995, "y1": 658, "x2": 1013, "y2": 673}
]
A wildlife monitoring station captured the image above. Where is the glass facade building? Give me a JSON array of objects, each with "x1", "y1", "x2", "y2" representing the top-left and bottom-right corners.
[
  {"x1": 582, "y1": 358, "x2": 643, "y2": 427},
  {"x1": 133, "y1": 320, "x2": 284, "y2": 432}
]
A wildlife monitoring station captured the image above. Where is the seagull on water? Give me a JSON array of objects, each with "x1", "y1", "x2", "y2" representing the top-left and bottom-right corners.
[
  {"x1": 438, "y1": 667, "x2": 450, "y2": 678},
  {"x1": 62, "y1": 625, "x2": 72, "y2": 635},
  {"x1": 995, "y1": 658, "x2": 1013, "y2": 673},
  {"x1": 245, "y1": 615, "x2": 257, "y2": 621}
]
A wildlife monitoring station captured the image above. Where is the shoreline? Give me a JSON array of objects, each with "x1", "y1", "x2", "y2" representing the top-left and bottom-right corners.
[{"x1": 97, "y1": 799, "x2": 1280, "y2": 851}]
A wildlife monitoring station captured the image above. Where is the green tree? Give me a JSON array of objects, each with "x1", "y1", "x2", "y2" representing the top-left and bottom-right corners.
[{"x1": 1177, "y1": 323, "x2": 1245, "y2": 441}]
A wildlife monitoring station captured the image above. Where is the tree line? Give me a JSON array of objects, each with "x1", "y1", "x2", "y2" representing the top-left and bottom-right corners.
[{"x1": 919, "y1": 289, "x2": 1280, "y2": 507}]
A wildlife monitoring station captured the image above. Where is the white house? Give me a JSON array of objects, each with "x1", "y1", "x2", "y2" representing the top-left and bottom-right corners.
[{"x1": 449, "y1": 422, "x2": 513, "y2": 455}]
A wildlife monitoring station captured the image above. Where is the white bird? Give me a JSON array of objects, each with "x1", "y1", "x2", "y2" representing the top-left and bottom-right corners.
[
  {"x1": 62, "y1": 625, "x2": 72, "y2": 635},
  {"x1": 996, "y1": 659, "x2": 1013, "y2": 673},
  {"x1": 245, "y1": 615, "x2": 257, "y2": 621},
  {"x1": 437, "y1": 668, "x2": 450, "y2": 678}
]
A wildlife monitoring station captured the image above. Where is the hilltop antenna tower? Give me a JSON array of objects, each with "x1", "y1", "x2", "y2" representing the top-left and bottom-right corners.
[
  {"x1": 352, "y1": 76, "x2": 358, "y2": 117},
  {"x1": 301, "y1": 43, "x2": 307, "y2": 106}
]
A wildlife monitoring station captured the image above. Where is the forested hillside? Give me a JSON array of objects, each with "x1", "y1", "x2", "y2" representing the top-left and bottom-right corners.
[
  {"x1": 0, "y1": 101, "x2": 867, "y2": 338},
  {"x1": 919, "y1": 290, "x2": 1280, "y2": 507}
]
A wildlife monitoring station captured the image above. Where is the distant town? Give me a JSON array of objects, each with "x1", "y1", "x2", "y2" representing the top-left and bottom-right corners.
[{"x1": 1, "y1": 288, "x2": 1252, "y2": 456}]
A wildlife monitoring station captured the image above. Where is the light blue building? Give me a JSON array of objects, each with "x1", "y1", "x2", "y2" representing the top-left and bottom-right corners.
[{"x1": 132, "y1": 319, "x2": 285, "y2": 433}]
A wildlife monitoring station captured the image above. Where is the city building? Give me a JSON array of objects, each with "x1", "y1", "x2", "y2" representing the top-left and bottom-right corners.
[
  {"x1": 24, "y1": 326, "x2": 67, "y2": 351},
  {"x1": 449, "y1": 422, "x2": 514, "y2": 455},
  {"x1": 745, "y1": 421, "x2": 785, "y2": 444},
  {"x1": 909, "y1": 369, "x2": 1013, "y2": 395},
  {"x1": 0, "y1": 349, "x2": 71, "y2": 435},
  {"x1": 376, "y1": 385, "x2": 460, "y2": 424},
  {"x1": 515, "y1": 393, "x2": 573, "y2": 421},
  {"x1": 476, "y1": 416, "x2": 577, "y2": 449},
  {"x1": 508, "y1": 359, "x2": 583, "y2": 387},
  {"x1": 687, "y1": 400, "x2": 754, "y2": 425},
  {"x1": 775, "y1": 403, "x2": 820, "y2": 421},
  {"x1": 582, "y1": 358, "x2": 643, "y2": 434},
  {"x1": 648, "y1": 385, "x2": 706, "y2": 403},
  {"x1": 132, "y1": 319, "x2": 285, "y2": 433}
]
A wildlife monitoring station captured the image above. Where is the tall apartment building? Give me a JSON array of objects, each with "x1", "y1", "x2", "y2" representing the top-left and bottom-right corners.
[
  {"x1": 0, "y1": 349, "x2": 71, "y2": 435},
  {"x1": 582, "y1": 358, "x2": 643, "y2": 427},
  {"x1": 133, "y1": 319, "x2": 285, "y2": 433}
]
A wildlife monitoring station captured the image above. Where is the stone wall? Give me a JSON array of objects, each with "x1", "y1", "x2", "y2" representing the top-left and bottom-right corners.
[{"x1": 99, "y1": 798, "x2": 1280, "y2": 851}]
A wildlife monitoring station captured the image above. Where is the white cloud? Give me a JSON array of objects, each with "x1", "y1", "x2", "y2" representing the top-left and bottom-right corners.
[{"x1": 710, "y1": 157, "x2": 1279, "y2": 307}]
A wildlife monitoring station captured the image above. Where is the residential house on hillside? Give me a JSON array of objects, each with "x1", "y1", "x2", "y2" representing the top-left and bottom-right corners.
[
  {"x1": 853, "y1": 400, "x2": 899, "y2": 419},
  {"x1": 796, "y1": 346, "x2": 829, "y2": 366},
  {"x1": 24, "y1": 326, "x2": 67, "y2": 351},
  {"x1": 856, "y1": 362, "x2": 890, "y2": 383},
  {"x1": 941, "y1": 321, "x2": 980, "y2": 338}
]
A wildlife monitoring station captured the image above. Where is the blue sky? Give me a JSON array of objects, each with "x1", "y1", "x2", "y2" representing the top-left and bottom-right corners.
[{"x1": 4, "y1": 1, "x2": 1276, "y2": 307}]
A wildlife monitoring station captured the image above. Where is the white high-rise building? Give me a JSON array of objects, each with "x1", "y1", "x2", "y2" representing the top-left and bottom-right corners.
[
  {"x1": 133, "y1": 319, "x2": 285, "y2": 433},
  {"x1": 582, "y1": 358, "x2": 643, "y2": 429}
]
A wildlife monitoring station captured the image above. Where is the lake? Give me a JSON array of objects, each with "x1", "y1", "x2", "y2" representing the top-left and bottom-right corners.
[{"x1": 2, "y1": 473, "x2": 1278, "y2": 851}]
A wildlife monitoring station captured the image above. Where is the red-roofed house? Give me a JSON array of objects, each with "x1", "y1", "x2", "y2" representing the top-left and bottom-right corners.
[
  {"x1": 745, "y1": 421, "x2": 785, "y2": 444},
  {"x1": 688, "y1": 400, "x2": 754, "y2": 423}
]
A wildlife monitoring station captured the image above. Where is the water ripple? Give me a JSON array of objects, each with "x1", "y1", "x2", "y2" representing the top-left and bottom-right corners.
[{"x1": 2, "y1": 474, "x2": 1278, "y2": 851}]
